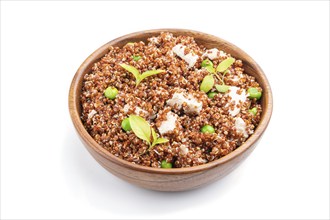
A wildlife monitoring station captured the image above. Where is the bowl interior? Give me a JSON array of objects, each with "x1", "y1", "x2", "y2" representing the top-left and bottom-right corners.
[{"x1": 69, "y1": 29, "x2": 273, "y2": 174}]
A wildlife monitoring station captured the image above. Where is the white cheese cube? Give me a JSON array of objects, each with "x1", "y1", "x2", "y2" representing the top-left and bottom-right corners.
[
  {"x1": 172, "y1": 44, "x2": 199, "y2": 68},
  {"x1": 167, "y1": 92, "x2": 202, "y2": 114},
  {"x1": 158, "y1": 111, "x2": 178, "y2": 135},
  {"x1": 226, "y1": 86, "x2": 248, "y2": 116},
  {"x1": 235, "y1": 117, "x2": 248, "y2": 138}
]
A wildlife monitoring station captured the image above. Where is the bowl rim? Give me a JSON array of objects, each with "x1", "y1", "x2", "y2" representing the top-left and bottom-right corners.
[{"x1": 68, "y1": 28, "x2": 273, "y2": 174}]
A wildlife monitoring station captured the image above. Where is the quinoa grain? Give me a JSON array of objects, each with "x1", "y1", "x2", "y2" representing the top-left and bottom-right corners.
[{"x1": 80, "y1": 33, "x2": 262, "y2": 168}]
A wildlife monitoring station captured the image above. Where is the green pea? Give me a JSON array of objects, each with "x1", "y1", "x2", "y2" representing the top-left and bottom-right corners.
[
  {"x1": 201, "y1": 59, "x2": 215, "y2": 73},
  {"x1": 104, "y1": 86, "x2": 118, "y2": 100},
  {"x1": 207, "y1": 92, "x2": 218, "y2": 99},
  {"x1": 249, "y1": 107, "x2": 257, "y2": 115},
  {"x1": 201, "y1": 125, "x2": 215, "y2": 133},
  {"x1": 133, "y1": 55, "x2": 141, "y2": 61},
  {"x1": 248, "y1": 87, "x2": 262, "y2": 100},
  {"x1": 161, "y1": 160, "x2": 172, "y2": 168},
  {"x1": 201, "y1": 59, "x2": 213, "y2": 67},
  {"x1": 121, "y1": 118, "x2": 132, "y2": 131},
  {"x1": 215, "y1": 84, "x2": 230, "y2": 93}
]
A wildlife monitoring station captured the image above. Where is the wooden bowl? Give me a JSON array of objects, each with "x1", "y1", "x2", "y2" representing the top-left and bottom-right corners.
[{"x1": 68, "y1": 29, "x2": 273, "y2": 191}]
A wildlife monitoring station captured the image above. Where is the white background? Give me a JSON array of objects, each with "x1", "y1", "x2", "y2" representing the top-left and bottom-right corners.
[{"x1": 1, "y1": 1, "x2": 329, "y2": 219}]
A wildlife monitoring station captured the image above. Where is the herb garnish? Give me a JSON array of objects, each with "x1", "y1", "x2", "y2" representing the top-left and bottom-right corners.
[
  {"x1": 120, "y1": 64, "x2": 165, "y2": 86},
  {"x1": 216, "y1": 57, "x2": 235, "y2": 73},
  {"x1": 200, "y1": 57, "x2": 235, "y2": 94},
  {"x1": 214, "y1": 84, "x2": 229, "y2": 93},
  {"x1": 129, "y1": 115, "x2": 169, "y2": 150},
  {"x1": 200, "y1": 74, "x2": 215, "y2": 93}
]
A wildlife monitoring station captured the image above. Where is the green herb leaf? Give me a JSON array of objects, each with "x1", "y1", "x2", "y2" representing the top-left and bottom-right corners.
[
  {"x1": 200, "y1": 74, "x2": 215, "y2": 93},
  {"x1": 223, "y1": 69, "x2": 229, "y2": 77},
  {"x1": 216, "y1": 57, "x2": 235, "y2": 73},
  {"x1": 140, "y1": 69, "x2": 165, "y2": 80},
  {"x1": 150, "y1": 128, "x2": 169, "y2": 149},
  {"x1": 205, "y1": 65, "x2": 215, "y2": 74},
  {"x1": 151, "y1": 138, "x2": 169, "y2": 148},
  {"x1": 215, "y1": 84, "x2": 230, "y2": 93},
  {"x1": 133, "y1": 55, "x2": 141, "y2": 61},
  {"x1": 119, "y1": 64, "x2": 165, "y2": 86},
  {"x1": 119, "y1": 64, "x2": 140, "y2": 83},
  {"x1": 138, "y1": 69, "x2": 165, "y2": 85},
  {"x1": 151, "y1": 128, "x2": 157, "y2": 142},
  {"x1": 154, "y1": 138, "x2": 169, "y2": 145},
  {"x1": 129, "y1": 115, "x2": 151, "y2": 145},
  {"x1": 129, "y1": 115, "x2": 169, "y2": 150}
]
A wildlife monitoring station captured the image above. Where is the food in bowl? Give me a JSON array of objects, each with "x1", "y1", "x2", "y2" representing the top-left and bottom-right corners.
[{"x1": 80, "y1": 32, "x2": 263, "y2": 168}]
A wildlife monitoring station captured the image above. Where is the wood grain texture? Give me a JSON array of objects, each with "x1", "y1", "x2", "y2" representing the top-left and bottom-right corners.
[{"x1": 68, "y1": 29, "x2": 273, "y2": 191}]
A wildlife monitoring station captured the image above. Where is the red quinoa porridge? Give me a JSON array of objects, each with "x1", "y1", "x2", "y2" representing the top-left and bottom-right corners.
[{"x1": 80, "y1": 32, "x2": 262, "y2": 168}]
